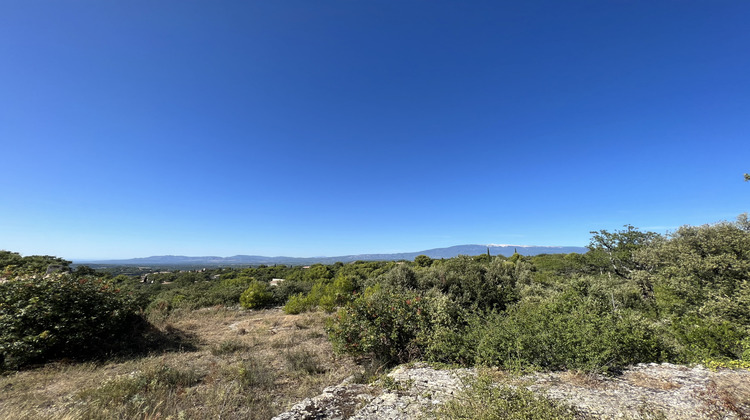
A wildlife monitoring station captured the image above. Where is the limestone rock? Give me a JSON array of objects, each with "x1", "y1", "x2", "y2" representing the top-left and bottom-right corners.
[{"x1": 272, "y1": 363, "x2": 750, "y2": 420}]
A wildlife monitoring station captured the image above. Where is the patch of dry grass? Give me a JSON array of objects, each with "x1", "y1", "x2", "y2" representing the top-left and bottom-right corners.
[
  {"x1": 0, "y1": 307, "x2": 359, "y2": 420},
  {"x1": 709, "y1": 372, "x2": 750, "y2": 418},
  {"x1": 625, "y1": 371, "x2": 681, "y2": 391},
  {"x1": 557, "y1": 370, "x2": 609, "y2": 390}
]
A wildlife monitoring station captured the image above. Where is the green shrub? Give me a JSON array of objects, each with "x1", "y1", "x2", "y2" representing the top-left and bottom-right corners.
[
  {"x1": 239, "y1": 280, "x2": 274, "y2": 309},
  {"x1": 639, "y1": 216, "x2": 750, "y2": 320},
  {"x1": 282, "y1": 275, "x2": 356, "y2": 314},
  {"x1": 283, "y1": 293, "x2": 314, "y2": 314},
  {"x1": 327, "y1": 286, "x2": 433, "y2": 365},
  {"x1": 0, "y1": 274, "x2": 145, "y2": 370},
  {"x1": 145, "y1": 298, "x2": 172, "y2": 323},
  {"x1": 272, "y1": 280, "x2": 312, "y2": 305},
  {"x1": 668, "y1": 315, "x2": 747, "y2": 362},
  {"x1": 417, "y1": 256, "x2": 520, "y2": 311},
  {"x1": 319, "y1": 292, "x2": 337, "y2": 313},
  {"x1": 474, "y1": 281, "x2": 667, "y2": 373}
]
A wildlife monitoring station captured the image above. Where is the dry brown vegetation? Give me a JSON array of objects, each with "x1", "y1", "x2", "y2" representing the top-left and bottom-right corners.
[
  {"x1": 0, "y1": 307, "x2": 360, "y2": 420},
  {"x1": 624, "y1": 371, "x2": 681, "y2": 391},
  {"x1": 706, "y1": 373, "x2": 750, "y2": 418}
]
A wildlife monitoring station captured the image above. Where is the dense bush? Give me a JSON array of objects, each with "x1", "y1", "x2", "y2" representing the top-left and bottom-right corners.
[
  {"x1": 240, "y1": 281, "x2": 274, "y2": 309},
  {"x1": 634, "y1": 216, "x2": 750, "y2": 363},
  {"x1": 473, "y1": 288, "x2": 667, "y2": 372},
  {"x1": 326, "y1": 218, "x2": 750, "y2": 373},
  {"x1": 418, "y1": 256, "x2": 523, "y2": 311},
  {"x1": 272, "y1": 280, "x2": 312, "y2": 305},
  {"x1": 283, "y1": 275, "x2": 356, "y2": 314},
  {"x1": 0, "y1": 274, "x2": 145, "y2": 370},
  {"x1": 327, "y1": 286, "x2": 434, "y2": 365},
  {"x1": 667, "y1": 315, "x2": 747, "y2": 362},
  {"x1": 639, "y1": 216, "x2": 750, "y2": 318},
  {"x1": 0, "y1": 251, "x2": 71, "y2": 276}
]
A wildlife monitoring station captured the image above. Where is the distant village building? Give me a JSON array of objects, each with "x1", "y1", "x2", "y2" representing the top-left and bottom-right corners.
[{"x1": 270, "y1": 278, "x2": 285, "y2": 287}]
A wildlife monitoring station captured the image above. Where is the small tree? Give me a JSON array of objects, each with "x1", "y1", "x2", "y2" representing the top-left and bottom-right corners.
[
  {"x1": 240, "y1": 281, "x2": 273, "y2": 309},
  {"x1": 414, "y1": 255, "x2": 433, "y2": 267},
  {"x1": 588, "y1": 226, "x2": 660, "y2": 279}
]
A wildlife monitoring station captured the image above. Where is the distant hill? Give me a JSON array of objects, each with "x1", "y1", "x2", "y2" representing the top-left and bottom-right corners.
[{"x1": 79, "y1": 244, "x2": 588, "y2": 266}]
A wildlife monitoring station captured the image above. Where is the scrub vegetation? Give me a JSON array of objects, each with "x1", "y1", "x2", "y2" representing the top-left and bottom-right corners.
[{"x1": 1, "y1": 213, "x2": 749, "y2": 418}]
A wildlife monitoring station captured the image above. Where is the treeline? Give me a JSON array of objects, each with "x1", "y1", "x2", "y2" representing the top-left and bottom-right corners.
[{"x1": 2, "y1": 214, "x2": 749, "y2": 373}]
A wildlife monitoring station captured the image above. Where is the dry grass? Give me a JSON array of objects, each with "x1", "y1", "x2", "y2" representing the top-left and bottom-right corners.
[
  {"x1": 557, "y1": 370, "x2": 609, "y2": 390},
  {"x1": 624, "y1": 371, "x2": 681, "y2": 391},
  {"x1": 709, "y1": 373, "x2": 750, "y2": 418},
  {"x1": 0, "y1": 307, "x2": 360, "y2": 420}
]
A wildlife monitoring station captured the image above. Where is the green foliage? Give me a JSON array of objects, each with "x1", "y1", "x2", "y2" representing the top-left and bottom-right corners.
[
  {"x1": 414, "y1": 254, "x2": 433, "y2": 267},
  {"x1": 327, "y1": 287, "x2": 433, "y2": 365},
  {"x1": 303, "y1": 264, "x2": 333, "y2": 282},
  {"x1": 272, "y1": 279, "x2": 312, "y2": 305},
  {"x1": 282, "y1": 274, "x2": 356, "y2": 314},
  {"x1": 0, "y1": 274, "x2": 145, "y2": 370},
  {"x1": 639, "y1": 216, "x2": 750, "y2": 319},
  {"x1": 0, "y1": 251, "x2": 71, "y2": 276},
  {"x1": 418, "y1": 256, "x2": 521, "y2": 311},
  {"x1": 474, "y1": 280, "x2": 667, "y2": 373},
  {"x1": 73, "y1": 265, "x2": 98, "y2": 277},
  {"x1": 420, "y1": 292, "x2": 477, "y2": 365},
  {"x1": 588, "y1": 225, "x2": 660, "y2": 283},
  {"x1": 283, "y1": 293, "x2": 315, "y2": 315},
  {"x1": 702, "y1": 358, "x2": 750, "y2": 370},
  {"x1": 433, "y1": 375, "x2": 577, "y2": 420},
  {"x1": 374, "y1": 264, "x2": 418, "y2": 290},
  {"x1": 530, "y1": 252, "x2": 589, "y2": 277},
  {"x1": 632, "y1": 216, "x2": 750, "y2": 362},
  {"x1": 668, "y1": 315, "x2": 746, "y2": 362},
  {"x1": 240, "y1": 280, "x2": 274, "y2": 309}
]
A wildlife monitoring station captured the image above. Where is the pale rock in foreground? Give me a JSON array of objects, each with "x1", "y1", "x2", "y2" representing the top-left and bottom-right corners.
[{"x1": 272, "y1": 363, "x2": 750, "y2": 420}]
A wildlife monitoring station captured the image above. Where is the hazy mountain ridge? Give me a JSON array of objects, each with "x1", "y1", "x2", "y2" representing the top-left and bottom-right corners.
[{"x1": 80, "y1": 244, "x2": 588, "y2": 266}]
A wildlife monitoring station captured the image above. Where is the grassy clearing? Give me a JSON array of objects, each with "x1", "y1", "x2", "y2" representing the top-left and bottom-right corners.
[{"x1": 0, "y1": 307, "x2": 359, "y2": 420}]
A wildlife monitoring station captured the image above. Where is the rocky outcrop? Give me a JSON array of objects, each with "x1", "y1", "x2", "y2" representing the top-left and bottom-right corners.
[
  {"x1": 272, "y1": 363, "x2": 750, "y2": 420},
  {"x1": 528, "y1": 363, "x2": 750, "y2": 419},
  {"x1": 271, "y1": 364, "x2": 474, "y2": 420}
]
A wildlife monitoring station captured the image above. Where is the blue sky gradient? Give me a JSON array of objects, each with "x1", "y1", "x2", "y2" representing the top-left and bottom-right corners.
[{"x1": 2, "y1": 1, "x2": 749, "y2": 259}]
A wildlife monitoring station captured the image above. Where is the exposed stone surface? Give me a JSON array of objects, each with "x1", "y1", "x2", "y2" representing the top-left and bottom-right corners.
[
  {"x1": 527, "y1": 363, "x2": 750, "y2": 419},
  {"x1": 271, "y1": 363, "x2": 474, "y2": 420},
  {"x1": 350, "y1": 365, "x2": 475, "y2": 420},
  {"x1": 271, "y1": 378, "x2": 378, "y2": 420},
  {"x1": 272, "y1": 363, "x2": 750, "y2": 420}
]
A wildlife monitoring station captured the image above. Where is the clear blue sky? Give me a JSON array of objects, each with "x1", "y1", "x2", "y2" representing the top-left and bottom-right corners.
[{"x1": 2, "y1": 1, "x2": 749, "y2": 260}]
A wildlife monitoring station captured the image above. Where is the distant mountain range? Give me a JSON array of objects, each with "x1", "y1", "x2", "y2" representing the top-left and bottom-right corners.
[{"x1": 79, "y1": 244, "x2": 588, "y2": 266}]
